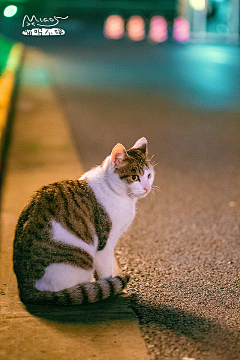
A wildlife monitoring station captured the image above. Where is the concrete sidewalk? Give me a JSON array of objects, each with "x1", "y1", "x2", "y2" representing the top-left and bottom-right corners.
[{"x1": 0, "y1": 49, "x2": 150, "y2": 360}]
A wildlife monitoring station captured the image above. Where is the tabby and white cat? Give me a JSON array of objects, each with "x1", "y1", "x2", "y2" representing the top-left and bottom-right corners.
[{"x1": 13, "y1": 137, "x2": 154, "y2": 305}]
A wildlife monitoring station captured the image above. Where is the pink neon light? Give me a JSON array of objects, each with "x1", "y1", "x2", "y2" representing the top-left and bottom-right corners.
[
  {"x1": 104, "y1": 15, "x2": 124, "y2": 39},
  {"x1": 173, "y1": 18, "x2": 190, "y2": 42},
  {"x1": 127, "y1": 16, "x2": 145, "y2": 41},
  {"x1": 149, "y1": 16, "x2": 168, "y2": 43}
]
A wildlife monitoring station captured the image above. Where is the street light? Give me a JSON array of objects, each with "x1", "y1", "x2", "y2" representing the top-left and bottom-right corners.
[
  {"x1": 189, "y1": 0, "x2": 206, "y2": 39},
  {"x1": 104, "y1": 15, "x2": 125, "y2": 39},
  {"x1": 3, "y1": 5, "x2": 18, "y2": 17},
  {"x1": 148, "y1": 16, "x2": 168, "y2": 43},
  {"x1": 189, "y1": 0, "x2": 206, "y2": 11},
  {"x1": 127, "y1": 16, "x2": 145, "y2": 41}
]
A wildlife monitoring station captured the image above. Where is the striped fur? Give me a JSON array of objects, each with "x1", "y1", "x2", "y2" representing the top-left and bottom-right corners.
[
  {"x1": 13, "y1": 137, "x2": 154, "y2": 305},
  {"x1": 19, "y1": 276, "x2": 130, "y2": 305}
]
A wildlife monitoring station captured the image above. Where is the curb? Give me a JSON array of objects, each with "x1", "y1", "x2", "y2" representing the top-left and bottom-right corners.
[{"x1": 0, "y1": 42, "x2": 23, "y2": 148}]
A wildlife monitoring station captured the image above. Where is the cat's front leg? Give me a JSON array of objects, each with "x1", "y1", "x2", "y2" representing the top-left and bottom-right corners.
[
  {"x1": 113, "y1": 254, "x2": 121, "y2": 276},
  {"x1": 94, "y1": 244, "x2": 115, "y2": 279}
]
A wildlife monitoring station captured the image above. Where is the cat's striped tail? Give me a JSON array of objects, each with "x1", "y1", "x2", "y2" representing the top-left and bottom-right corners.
[{"x1": 20, "y1": 275, "x2": 130, "y2": 305}]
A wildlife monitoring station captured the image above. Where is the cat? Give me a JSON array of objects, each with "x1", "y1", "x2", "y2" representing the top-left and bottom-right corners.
[{"x1": 13, "y1": 137, "x2": 154, "y2": 305}]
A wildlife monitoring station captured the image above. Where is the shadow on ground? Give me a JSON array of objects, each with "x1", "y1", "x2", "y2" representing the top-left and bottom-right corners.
[
  {"x1": 25, "y1": 294, "x2": 135, "y2": 324},
  {"x1": 25, "y1": 293, "x2": 238, "y2": 358},
  {"x1": 130, "y1": 296, "x2": 238, "y2": 359}
]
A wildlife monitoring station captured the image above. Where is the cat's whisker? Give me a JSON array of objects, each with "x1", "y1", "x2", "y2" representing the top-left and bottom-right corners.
[
  {"x1": 149, "y1": 155, "x2": 158, "y2": 168},
  {"x1": 152, "y1": 185, "x2": 162, "y2": 194},
  {"x1": 150, "y1": 193, "x2": 156, "y2": 202},
  {"x1": 150, "y1": 187, "x2": 162, "y2": 200}
]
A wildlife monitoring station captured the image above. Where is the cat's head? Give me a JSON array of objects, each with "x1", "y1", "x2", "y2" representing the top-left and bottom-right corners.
[{"x1": 109, "y1": 137, "x2": 154, "y2": 199}]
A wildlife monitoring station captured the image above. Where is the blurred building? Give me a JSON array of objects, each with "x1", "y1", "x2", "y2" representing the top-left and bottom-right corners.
[
  {"x1": 46, "y1": 0, "x2": 178, "y2": 21},
  {"x1": 179, "y1": 0, "x2": 239, "y2": 42}
]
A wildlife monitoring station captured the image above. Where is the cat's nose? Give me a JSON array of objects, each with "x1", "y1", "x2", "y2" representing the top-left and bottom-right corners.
[{"x1": 144, "y1": 187, "x2": 150, "y2": 192}]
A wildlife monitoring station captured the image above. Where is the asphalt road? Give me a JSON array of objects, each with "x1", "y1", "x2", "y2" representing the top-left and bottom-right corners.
[{"x1": 14, "y1": 29, "x2": 240, "y2": 360}]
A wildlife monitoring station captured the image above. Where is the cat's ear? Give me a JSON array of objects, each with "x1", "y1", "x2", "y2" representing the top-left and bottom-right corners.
[
  {"x1": 132, "y1": 137, "x2": 148, "y2": 155},
  {"x1": 111, "y1": 144, "x2": 127, "y2": 168}
]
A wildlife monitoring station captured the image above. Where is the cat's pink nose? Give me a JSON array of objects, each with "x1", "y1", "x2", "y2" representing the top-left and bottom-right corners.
[{"x1": 144, "y1": 187, "x2": 150, "y2": 192}]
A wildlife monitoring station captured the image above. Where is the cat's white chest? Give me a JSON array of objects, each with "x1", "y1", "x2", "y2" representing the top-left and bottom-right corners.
[{"x1": 105, "y1": 199, "x2": 135, "y2": 240}]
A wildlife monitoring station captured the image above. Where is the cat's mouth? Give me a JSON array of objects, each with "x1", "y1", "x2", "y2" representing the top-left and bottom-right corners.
[{"x1": 140, "y1": 190, "x2": 150, "y2": 198}]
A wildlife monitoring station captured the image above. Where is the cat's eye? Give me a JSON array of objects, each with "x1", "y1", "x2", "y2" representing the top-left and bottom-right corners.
[
  {"x1": 148, "y1": 173, "x2": 151, "y2": 179},
  {"x1": 132, "y1": 175, "x2": 140, "y2": 181}
]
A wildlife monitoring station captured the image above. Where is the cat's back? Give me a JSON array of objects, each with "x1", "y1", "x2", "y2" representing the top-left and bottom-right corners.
[
  {"x1": 14, "y1": 179, "x2": 101, "y2": 241},
  {"x1": 13, "y1": 178, "x2": 111, "y2": 254}
]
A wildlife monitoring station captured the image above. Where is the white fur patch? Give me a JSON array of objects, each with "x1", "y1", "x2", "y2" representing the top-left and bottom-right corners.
[
  {"x1": 35, "y1": 263, "x2": 93, "y2": 292},
  {"x1": 51, "y1": 220, "x2": 97, "y2": 257}
]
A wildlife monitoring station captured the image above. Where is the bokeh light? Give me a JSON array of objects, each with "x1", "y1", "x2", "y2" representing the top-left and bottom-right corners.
[
  {"x1": 148, "y1": 16, "x2": 168, "y2": 43},
  {"x1": 3, "y1": 5, "x2": 18, "y2": 17},
  {"x1": 189, "y1": 0, "x2": 206, "y2": 11},
  {"x1": 127, "y1": 16, "x2": 145, "y2": 41},
  {"x1": 173, "y1": 17, "x2": 190, "y2": 42},
  {"x1": 104, "y1": 15, "x2": 125, "y2": 39}
]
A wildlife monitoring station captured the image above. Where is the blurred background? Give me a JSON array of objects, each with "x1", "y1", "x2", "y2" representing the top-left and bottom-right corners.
[
  {"x1": 0, "y1": 0, "x2": 239, "y2": 43},
  {"x1": 0, "y1": 0, "x2": 239, "y2": 163}
]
